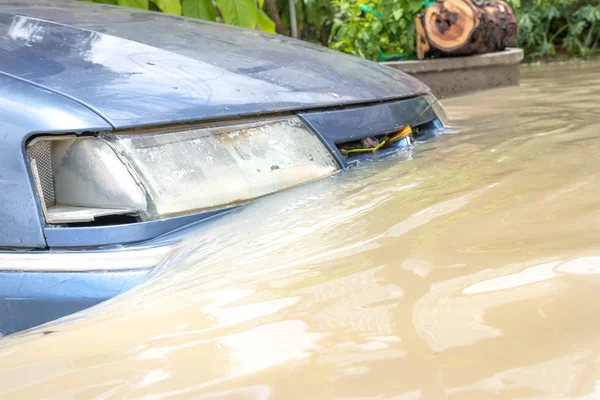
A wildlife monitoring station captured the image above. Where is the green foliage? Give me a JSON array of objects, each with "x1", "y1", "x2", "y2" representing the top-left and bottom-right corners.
[
  {"x1": 327, "y1": 0, "x2": 600, "y2": 61},
  {"x1": 182, "y1": 0, "x2": 216, "y2": 20},
  {"x1": 216, "y1": 0, "x2": 258, "y2": 27},
  {"x1": 89, "y1": 0, "x2": 275, "y2": 32},
  {"x1": 274, "y1": 0, "x2": 336, "y2": 44},
  {"x1": 257, "y1": 9, "x2": 276, "y2": 31},
  {"x1": 89, "y1": 0, "x2": 600, "y2": 61},
  {"x1": 153, "y1": 0, "x2": 182, "y2": 14},
  {"x1": 509, "y1": 0, "x2": 600, "y2": 58},
  {"x1": 117, "y1": 0, "x2": 149, "y2": 9},
  {"x1": 327, "y1": 0, "x2": 422, "y2": 61}
]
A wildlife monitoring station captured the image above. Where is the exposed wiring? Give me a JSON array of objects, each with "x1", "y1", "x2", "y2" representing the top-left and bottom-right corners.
[
  {"x1": 340, "y1": 125, "x2": 412, "y2": 155},
  {"x1": 388, "y1": 125, "x2": 413, "y2": 143},
  {"x1": 338, "y1": 97, "x2": 443, "y2": 156}
]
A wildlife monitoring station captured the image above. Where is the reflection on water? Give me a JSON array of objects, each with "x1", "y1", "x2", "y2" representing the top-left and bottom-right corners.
[{"x1": 2, "y1": 63, "x2": 600, "y2": 399}]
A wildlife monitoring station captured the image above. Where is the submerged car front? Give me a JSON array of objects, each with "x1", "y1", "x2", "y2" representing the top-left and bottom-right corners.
[{"x1": 0, "y1": 0, "x2": 446, "y2": 334}]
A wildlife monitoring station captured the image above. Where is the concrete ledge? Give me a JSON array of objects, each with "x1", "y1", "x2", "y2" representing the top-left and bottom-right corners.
[{"x1": 384, "y1": 48, "x2": 524, "y2": 98}]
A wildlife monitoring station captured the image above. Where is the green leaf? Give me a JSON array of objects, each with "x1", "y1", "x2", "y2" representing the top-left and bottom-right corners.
[
  {"x1": 152, "y1": 0, "x2": 182, "y2": 14},
  {"x1": 590, "y1": 6, "x2": 600, "y2": 22},
  {"x1": 182, "y1": 0, "x2": 217, "y2": 20},
  {"x1": 543, "y1": 5, "x2": 559, "y2": 20},
  {"x1": 257, "y1": 9, "x2": 275, "y2": 32},
  {"x1": 371, "y1": 19, "x2": 382, "y2": 33},
  {"x1": 392, "y1": 9, "x2": 402, "y2": 20},
  {"x1": 216, "y1": 0, "x2": 258, "y2": 28},
  {"x1": 117, "y1": 0, "x2": 148, "y2": 8},
  {"x1": 569, "y1": 20, "x2": 586, "y2": 36},
  {"x1": 408, "y1": 0, "x2": 421, "y2": 13},
  {"x1": 258, "y1": 0, "x2": 264, "y2": 8}
]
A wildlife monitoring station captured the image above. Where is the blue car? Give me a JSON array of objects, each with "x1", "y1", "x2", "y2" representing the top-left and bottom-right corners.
[{"x1": 0, "y1": 0, "x2": 446, "y2": 335}]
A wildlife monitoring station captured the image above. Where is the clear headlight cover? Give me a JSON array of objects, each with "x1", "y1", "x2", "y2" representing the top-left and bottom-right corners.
[{"x1": 27, "y1": 117, "x2": 340, "y2": 224}]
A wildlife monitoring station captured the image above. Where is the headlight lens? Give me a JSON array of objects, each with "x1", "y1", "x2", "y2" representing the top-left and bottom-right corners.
[{"x1": 27, "y1": 117, "x2": 340, "y2": 224}]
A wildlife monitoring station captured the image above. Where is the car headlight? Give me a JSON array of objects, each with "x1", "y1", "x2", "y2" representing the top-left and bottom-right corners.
[{"x1": 27, "y1": 117, "x2": 340, "y2": 224}]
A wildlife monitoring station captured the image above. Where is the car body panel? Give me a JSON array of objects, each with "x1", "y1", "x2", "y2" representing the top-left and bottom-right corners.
[
  {"x1": 0, "y1": 269, "x2": 149, "y2": 335},
  {"x1": 299, "y1": 96, "x2": 436, "y2": 144},
  {"x1": 0, "y1": 0, "x2": 429, "y2": 129},
  {"x1": 0, "y1": 205, "x2": 241, "y2": 334},
  {"x1": 0, "y1": 72, "x2": 111, "y2": 249}
]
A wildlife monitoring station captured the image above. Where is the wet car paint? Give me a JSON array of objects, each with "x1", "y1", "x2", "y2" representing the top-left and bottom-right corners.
[
  {"x1": 0, "y1": 209, "x2": 231, "y2": 335},
  {"x1": 0, "y1": 73, "x2": 111, "y2": 249},
  {"x1": 0, "y1": 269, "x2": 148, "y2": 335},
  {"x1": 0, "y1": 1, "x2": 428, "y2": 129}
]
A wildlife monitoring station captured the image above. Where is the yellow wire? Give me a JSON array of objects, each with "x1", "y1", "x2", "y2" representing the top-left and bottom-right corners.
[
  {"x1": 388, "y1": 125, "x2": 412, "y2": 143},
  {"x1": 340, "y1": 125, "x2": 412, "y2": 155}
]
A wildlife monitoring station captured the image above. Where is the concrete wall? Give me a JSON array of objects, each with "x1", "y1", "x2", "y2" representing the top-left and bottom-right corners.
[{"x1": 384, "y1": 48, "x2": 524, "y2": 98}]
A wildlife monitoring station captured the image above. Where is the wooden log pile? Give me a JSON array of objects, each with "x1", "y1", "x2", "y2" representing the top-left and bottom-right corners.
[{"x1": 415, "y1": 0, "x2": 518, "y2": 60}]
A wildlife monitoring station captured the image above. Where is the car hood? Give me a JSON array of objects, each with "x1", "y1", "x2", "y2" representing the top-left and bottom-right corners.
[{"x1": 0, "y1": 0, "x2": 428, "y2": 129}]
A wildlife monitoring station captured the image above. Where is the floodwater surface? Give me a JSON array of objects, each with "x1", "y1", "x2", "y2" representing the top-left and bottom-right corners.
[{"x1": 1, "y1": 63, "x2": 600, "y2": 399}]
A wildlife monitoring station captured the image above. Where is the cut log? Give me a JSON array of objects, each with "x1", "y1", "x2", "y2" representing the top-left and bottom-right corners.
[
  {"x1": 423, "y1": 0, "x2": 481, "y2": 54},
  {"x1": 481, "y1": 0, "x2": 518, "y2": 49},
  {"x1": 415, "y1": 15, "x2": 431, "y2": 61},
  {"x1": 416, "y1": 0, "x2": 517, "y2": 60}
]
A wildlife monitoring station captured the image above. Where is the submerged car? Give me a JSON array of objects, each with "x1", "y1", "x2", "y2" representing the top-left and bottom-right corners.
[{"x1": 0, "y1": 0, "x2": 446, "y2": 335}]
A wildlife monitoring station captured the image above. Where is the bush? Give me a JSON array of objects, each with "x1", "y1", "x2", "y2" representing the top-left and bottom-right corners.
[
  {"x1": 273, "y1": 0, "x2": 336, "y2": 44},
  {"x1": 328, "y1": 0, "x2": 600, "y2": 61},
  {"x1": 328, "y1": 0, "x2": 424, "y2": 60},
  {"x1": 510, "y1": 0, "x2": 600, "y2": 58}
]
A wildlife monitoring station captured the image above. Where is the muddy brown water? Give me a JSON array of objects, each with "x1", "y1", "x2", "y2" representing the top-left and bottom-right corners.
[{"x1": 1, "y1": 62, "x2": 600, "y2": 399}]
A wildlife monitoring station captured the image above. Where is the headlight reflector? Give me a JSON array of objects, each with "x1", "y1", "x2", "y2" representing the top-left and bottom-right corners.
[{"x1": 27, "y1": 137, "x2": 147, "y2": 224}]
